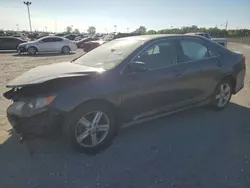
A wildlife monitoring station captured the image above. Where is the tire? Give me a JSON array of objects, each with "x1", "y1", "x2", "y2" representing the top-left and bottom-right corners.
[
  {"x1": 62, "y1": 46, "x2": 70, "y2": 54},
  {"x1": 211, "y1": 79, "x2": 232, "y2": 110},
  {"x1": 64, "y1": 102, "x2": 116, "y2": 154},
  {"x1": 27, "y1": 47, "x2": 37, "y2": 55}
]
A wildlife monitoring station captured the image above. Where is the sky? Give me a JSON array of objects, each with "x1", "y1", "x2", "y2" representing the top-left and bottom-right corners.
[{"x1": 0, "y1": 0, "x2": 250, "y2": 33}]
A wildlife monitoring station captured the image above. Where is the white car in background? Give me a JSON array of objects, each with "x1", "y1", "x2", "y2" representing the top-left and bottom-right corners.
[
  {"x1": 185, "y1": 32, "x2": 228, "y2": 47},
  {"x1": 17, "y1": 36, "x2": 77, "y2": 55}
]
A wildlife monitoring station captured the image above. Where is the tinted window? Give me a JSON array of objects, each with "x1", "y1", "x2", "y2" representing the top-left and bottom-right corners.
[
  {"x1": 134, "y1": 40, "x2": 178, "y2": 69},
  {"x1": 2, "y1": 38, "x2": 11, "y2": 43},
  {"x1": 180, "y1": 40, "x2": 208, "y2": 62},
  {"x1": 208, "y1": 48, "x2": 220, "y2": 57},
  {"x1": 52, "y1": 37, "x2": 63, "y2": 42},
  {"x1": 41, "y1": 38, "x2": 52, "y2": 42}
]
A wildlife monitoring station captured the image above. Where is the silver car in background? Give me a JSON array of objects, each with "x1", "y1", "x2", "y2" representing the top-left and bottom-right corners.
[{"x1": 17, "y1": 36, "x2": 77, "y2": 55}]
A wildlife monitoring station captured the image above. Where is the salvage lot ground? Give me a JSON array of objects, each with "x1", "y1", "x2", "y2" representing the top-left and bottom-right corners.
[{"x1": 0, "y1": 44, "x2": 250, "y2": 188}]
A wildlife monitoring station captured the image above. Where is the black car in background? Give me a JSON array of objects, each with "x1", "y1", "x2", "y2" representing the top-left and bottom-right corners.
[
  {"x1": 64, "y1": 34, "x2": 77, "y2": 41},
  {"x1": 4, "y1": 35, "x2": 246, "y2": 154},
  {"x1": 0, "y1": 37, "x2": 27, "y2": 50}
]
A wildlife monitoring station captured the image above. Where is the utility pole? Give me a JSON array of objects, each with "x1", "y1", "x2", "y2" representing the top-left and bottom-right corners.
[
  {"x1": 55, "y1": 19, "x2": 57, "y2": 33},
  {"x1": 127, "y1": 28, "x2": 129, "y2": 33},
  {"x1": 16, "y1": 24, "x2": 19, "y2": 31},
  {"x1": 225, "y1": 20, "x2": 228, "y2": 30},
  {"x1": 23, "y1": 1, "x2": 32, "y2": 32},
  {"x1": 114, "y1": 25, "x2": 117, "y2": 33}
]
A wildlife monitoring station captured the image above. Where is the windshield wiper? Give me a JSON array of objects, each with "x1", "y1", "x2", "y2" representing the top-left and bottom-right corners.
[{"x1": 70, "y1": 52, "x2": 86, "y2": 63}]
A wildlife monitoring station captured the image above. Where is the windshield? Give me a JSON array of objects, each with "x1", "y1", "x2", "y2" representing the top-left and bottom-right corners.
[
  {"x1": 103, "y1": 34, "x2": 115, "y2": 41},
  {"x1": 74, "y1": 38, "x2": 143, "y2": 69}
]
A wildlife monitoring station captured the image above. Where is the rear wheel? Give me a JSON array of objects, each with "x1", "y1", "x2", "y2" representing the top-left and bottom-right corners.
[
  {"x1": 64, "y1": 103, "x2": 116, "y2": 154},
  {"x1": 27, "y1": 47, "x2": 37, "y2": 55},
  {"x1": 62, "y1": 46, "x2": 70, "y2": 54},
  {"x1": 211, "y1": 80, "x2": 232, "y2": 110}
]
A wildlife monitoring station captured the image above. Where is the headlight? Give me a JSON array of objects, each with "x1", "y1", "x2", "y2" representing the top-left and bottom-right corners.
[
  {"x1": 27, "y1": 96, "x2": 56, "y2": 109},
  {"x1": 18, "y1": 44, "x2": 25, "y2": 49}
]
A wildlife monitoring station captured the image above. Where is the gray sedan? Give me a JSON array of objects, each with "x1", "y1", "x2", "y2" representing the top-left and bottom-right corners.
[{"x1": 4, "y1": 34, "x2": 246, "y2": 154}]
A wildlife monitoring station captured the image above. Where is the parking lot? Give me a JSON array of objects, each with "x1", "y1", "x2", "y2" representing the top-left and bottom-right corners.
[{"x1": 0, "y1": 43, "x2": 250, "y2": 188}]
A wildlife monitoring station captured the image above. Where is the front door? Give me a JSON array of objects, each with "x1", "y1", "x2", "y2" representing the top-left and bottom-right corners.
[{"x1": 177, "y1": 37, "x2": 223, "y2": 103}]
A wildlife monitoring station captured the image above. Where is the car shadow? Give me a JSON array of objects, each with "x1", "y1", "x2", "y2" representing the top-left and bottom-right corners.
[
  {"x1": 1, "y1": 102, "x2": 250, "y2": 187},
  {"x1": 12, "y1": 52, "x2": 76, "y2": 57},
  {"x1": 1, "y1": 102, "x2": 250, "y2": 155},
  {"x1": 0, "y1": 50, "x2": 17, "y2": 54}
]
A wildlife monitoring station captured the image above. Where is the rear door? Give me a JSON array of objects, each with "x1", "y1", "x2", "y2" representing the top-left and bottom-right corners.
[
  {"x1": 177, "y1": 37, "x2": 223, "y2": 103},
  {"x1": 0, "y1": 38, "x2": 12, "y2": 50},
  {"x1": 50, "y1": 37, "x2": 64, "y2": 52},
  {"x1": 0, "y1": 38, "x2": 3, "y2": 50},
  {"x1": 9, "y1": 38, "x2": 22, "y2": 50},
  {"x1": 37, "y1": 37, "x2": 54, "y2": 52}
]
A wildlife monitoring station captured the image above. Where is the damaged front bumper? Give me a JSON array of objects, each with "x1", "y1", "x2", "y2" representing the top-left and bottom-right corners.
[
  {"x1": 7, "y1": 102, "x2": 63, "y2": 140},
  {"x1": 17, "y1": 46, "x2": 27, "y2": 53}
]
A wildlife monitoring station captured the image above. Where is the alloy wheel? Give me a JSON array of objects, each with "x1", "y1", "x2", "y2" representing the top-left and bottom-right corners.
[
  {"x1": 63, "y1": 47, "x2": 70, "y2": 54},
  {"x1": 28, "y1": 47, "x2": 36, "y2": 55},
  {"x1": 215, "y1": 83, "x2": 231, "y2": 108},
  {"x1": 75, "y1": 111, "x2": 110, "y2": 147}
]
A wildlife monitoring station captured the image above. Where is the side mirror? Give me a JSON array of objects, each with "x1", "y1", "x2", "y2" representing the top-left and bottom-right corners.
[{"x1": 127, "y1": 61, "x2": 148, "y2": 73}]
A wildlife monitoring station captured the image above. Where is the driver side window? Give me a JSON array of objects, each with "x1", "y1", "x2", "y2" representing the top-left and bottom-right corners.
[{"x1": 134, "y1": 39, "x2": 178, "y2": 70}]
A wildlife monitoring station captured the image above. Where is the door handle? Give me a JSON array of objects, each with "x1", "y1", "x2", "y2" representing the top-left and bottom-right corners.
[
  {"x1": 174, "y1": 71, "x2": 183, "y2": 76},
  {"x1": 216, "y1": 61, "x2": 222, "y2": 67}
]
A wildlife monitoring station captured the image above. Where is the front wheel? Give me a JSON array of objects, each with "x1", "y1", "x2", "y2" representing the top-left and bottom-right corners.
[
  {"x1": 64, "y1": 103, "x2": 116, "y2": 154},
  {"x1": 211, "y1": 80, "x2": 232, "y2": 110},
  {"x1": 27, "y1": 47, "x2": 37, "y2": 55}
]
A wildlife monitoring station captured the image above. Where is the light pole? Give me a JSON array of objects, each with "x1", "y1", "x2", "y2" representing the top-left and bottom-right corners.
[
  {"x1": 23, "y1": 1, "x2": 32, "y2": 32},
  {"x1": 114, "y1": 25, "x2": 117, "y2": 33},
  {"x1": 16, "y1": 24, "x2": 19, "y2": 31},
  {"x1": 127, "y1": 28, "x2": 129, "y2": 33}
]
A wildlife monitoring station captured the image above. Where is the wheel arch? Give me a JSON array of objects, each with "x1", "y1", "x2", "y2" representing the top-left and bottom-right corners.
[
  {"x1": 28, "y1": 46, "x2": 38, "y2": 52},
  {"x1": 70, "y1": 98, "x2": 120, "y2": 122},
  {"x1": 62, "y1": 45, "x2": 71, "y2": 51},
  {"x1": 221, "y1": 75, "x2": 236, "y2": 94}
]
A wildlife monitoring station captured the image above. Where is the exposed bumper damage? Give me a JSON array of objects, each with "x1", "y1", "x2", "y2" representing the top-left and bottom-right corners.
[{"x1": 7, "y1": 109, "x2": 61, "y2": 140}]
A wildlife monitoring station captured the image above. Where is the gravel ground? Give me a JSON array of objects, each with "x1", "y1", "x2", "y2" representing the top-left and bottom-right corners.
[{"x1": 0, "y1": 44, "x2": 250, "y2": 188}]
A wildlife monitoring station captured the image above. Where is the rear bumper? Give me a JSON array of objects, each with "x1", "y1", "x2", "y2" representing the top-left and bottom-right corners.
[
  {"x1": 7, "y1": 106, "x2": 63, "y2": 139},
  {"x1": 234, "y1": 69, "x2": 246, "y2": 94}
]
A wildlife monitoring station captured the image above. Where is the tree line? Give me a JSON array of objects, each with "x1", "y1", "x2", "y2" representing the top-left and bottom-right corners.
[
  {"x1": 65, "y1": 25, "x2": 249, "y2": 38},
  {"x1": 133, "y1": 25, "x2": 249, "y2": 38}
]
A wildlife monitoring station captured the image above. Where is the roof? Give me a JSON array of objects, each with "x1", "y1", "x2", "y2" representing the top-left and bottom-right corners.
[
  {"x1": 0, "y1": 36, "x2": 20, "y2": 39},
  {"x1": 116, "y1": 34, "x2": 184, "y2": 41}
]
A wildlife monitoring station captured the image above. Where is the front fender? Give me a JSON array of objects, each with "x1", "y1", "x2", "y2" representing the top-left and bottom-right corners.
[{"x1": 52, "y1": 75, "x2": 121, "y2": 113}]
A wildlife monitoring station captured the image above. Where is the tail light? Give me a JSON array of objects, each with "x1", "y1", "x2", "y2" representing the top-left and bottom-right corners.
[{"x1": 242, "y1": 55, "x2": 246, "y2": 64}]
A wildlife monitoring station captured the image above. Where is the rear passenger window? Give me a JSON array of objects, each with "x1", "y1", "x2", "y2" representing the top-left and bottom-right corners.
[
  {"x1": 53, "y1": 38, "x2": 63, "y2": 42},
  {"x1": 180, "y1": 40, "x2": 208, "y2": 62},
  {"x1": 208, "y1": 49, "x2": 220, "y2": 57}
]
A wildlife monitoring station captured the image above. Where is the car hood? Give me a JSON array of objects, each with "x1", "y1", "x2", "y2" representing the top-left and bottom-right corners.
[
  {"x1": 6, "y1": 62, "x2": 105, "y2": 88},
  {"x1": 86, "y1": 40, "x2": 106, "y2": 45},
  {"x1": 19, "y1": 41, "x2": 36, "y2": 46}
]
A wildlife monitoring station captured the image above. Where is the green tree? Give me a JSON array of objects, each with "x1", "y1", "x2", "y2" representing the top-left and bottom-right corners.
[
  {"x1": 66, "y1": 26, "x2": 73, "y2": 33},
  {"x1": 74, "y1": 28, "x2": 80, "y2": 34},
  {"x1": 134, "y1": 26, "x2": 147, "y2": 34},
  {"x1": 87, "y1": 26, "x2": 96, "y2": 35},
  {"x1": 147, "y1": 30, "x2": 157, "y2": 34}
]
